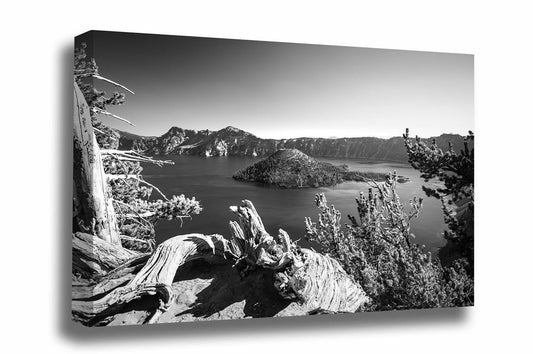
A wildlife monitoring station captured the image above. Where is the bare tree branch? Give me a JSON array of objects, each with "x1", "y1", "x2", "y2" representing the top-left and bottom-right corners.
[
  {"x1": 92, "y1": 107, "x2": 136, "y2": 127},
  {"x1": 75, "y1": 72, "x2": 135, "y2": 95},
  {"x1": 92, "y1": 74, "x2": 135, "y2": 94},
  {"x1": 101, "y1": 150, "x2": 173, "y2": 166},
  {"x1": 119, "y1": 235, "x2": 154, "y2": 252}
]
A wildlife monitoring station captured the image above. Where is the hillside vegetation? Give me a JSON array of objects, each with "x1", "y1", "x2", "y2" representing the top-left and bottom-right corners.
[{"x1": 233, "y1": 149, "x2": 399, "y2": 188}]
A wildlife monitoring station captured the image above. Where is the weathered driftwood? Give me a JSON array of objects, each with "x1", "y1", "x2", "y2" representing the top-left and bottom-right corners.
[
  {"x1": 73, "y1": 254, "x2": 150, "y2": 301},
  {"x1": 72, "y1": 231, "x2": 149, "y2": 303},
  {"x1": 73, "y1": 82, "x2": 121, "y2": 245},
  {"x1": 72, "y1": 232, "x2": 137, "y2": 279},
  {"x1": 279, "y1": 248, "x2": 368, "y2": 313},
  {"x1": 72, "y1": 201, "x2": 368, "y2": 325},
  {"x1": 72, "y1": 233, "x2": 230, "y2": 325},
  {"x1": 228, "y1": 200, "x2": 369, "y2": 313}
]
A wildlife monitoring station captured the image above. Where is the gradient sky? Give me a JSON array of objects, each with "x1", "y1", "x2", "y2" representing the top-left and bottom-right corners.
[{"x1": 76, "y1": 31, "x2": 474, "y2": 139}]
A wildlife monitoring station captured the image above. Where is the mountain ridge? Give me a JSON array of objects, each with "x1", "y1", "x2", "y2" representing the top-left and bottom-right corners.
[{"x1": 117, "y1": 125, "x2": 467, "y2": 163}]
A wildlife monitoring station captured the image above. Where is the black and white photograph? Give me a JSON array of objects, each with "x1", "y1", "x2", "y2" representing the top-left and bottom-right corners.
[
  {"x1": 7, "y1": 0, "x2": 533, "y2": 352},
  {"x1": 72, "y1": 31, "x2": 474, "y2": 326}
]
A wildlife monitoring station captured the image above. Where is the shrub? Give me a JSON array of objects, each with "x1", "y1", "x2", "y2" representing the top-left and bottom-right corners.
[
  {"x1": 403, "y1": 129, "x2": 474, "y2": 271},
  {"x1": 305, "y1": 172, "x2": 473, "y2": 310}
]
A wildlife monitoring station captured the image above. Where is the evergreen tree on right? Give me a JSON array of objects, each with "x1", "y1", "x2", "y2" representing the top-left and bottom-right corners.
[
  {"x1": 403, "y1": 129, "x2": 474, "y2": 274},
  {"x1": 305, "y1": 130, "x2": 475, "y2": 310}
]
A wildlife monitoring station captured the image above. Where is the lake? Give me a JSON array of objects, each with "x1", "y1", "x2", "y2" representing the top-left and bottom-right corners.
[{"x1": 142, "y1": 156, "x2": 447, "y2": 254}]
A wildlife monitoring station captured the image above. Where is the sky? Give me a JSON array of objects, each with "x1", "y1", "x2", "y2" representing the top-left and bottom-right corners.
[{"x1": 76, "y1": 31, "x2": 474, "y2": 139}]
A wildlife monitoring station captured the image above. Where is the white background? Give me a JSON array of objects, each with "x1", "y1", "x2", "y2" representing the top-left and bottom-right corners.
[{"x1": 1, "y1": 0, "x2": 531, "y2": 352}]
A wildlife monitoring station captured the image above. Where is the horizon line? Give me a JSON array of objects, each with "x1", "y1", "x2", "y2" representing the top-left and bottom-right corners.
[{"x1": 118, "y1": 124, "x2": 470, "y2": 140}]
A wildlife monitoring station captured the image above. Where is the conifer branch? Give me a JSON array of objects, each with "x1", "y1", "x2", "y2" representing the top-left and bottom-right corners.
[{"x1": 106, "y1": 174, "x2": 169, "y2": 201}]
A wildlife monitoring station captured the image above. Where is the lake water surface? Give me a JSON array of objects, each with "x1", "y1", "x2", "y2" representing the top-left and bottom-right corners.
[{"x1": 142, "y1": 156, "x2": 446, "y2": 254}]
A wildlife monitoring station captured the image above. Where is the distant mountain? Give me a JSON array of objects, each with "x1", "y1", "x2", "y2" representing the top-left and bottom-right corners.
[
  {"x1": 117, "y1": 126, "x2": 466, "y2": 162},
  {"x1": 233, "y1": 149, "x2": 394, "y2": 188}
]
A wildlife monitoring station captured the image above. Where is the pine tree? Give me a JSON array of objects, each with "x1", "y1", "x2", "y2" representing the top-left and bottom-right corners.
[
  {"x1": 73, "y1": 43, "x2": 201, "y2": 252},
  {"x1": 403, "y1": 129, "x2": 474, "y2": 272}
]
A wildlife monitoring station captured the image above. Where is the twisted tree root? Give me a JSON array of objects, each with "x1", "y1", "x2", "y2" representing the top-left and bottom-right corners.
[
  {"x1": 72, "y1": 201, "x2": 368, "y2": 325},
  {"x1": 72, "y1": 233, "x2": 230, "y2": 325},
  {"x1": 228, "y1": 200, "x2": 369, "y2": 313}
]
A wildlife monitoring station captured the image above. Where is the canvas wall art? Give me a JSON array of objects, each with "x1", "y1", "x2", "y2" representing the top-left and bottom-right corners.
[{"x1": 72, "y1": 31, "x2": 474, "y2": 327}]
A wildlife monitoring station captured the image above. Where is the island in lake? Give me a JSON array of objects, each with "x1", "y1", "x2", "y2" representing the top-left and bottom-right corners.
[{"x1": 233, "y1": 148, "x2": 408, "y2": 188}]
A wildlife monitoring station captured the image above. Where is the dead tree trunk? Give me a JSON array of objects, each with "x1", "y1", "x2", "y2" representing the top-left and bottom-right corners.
[
  {"x1": 72, "y1": 233, "x2": 230, "y2": 325},
  {"x1": 72, "y1": 232, "x2": 137, "y2": 279},
  {"x1": 228, "y1": 200, "x2": 369, "y2": 313},
  {"x1": 72, "y1": 201, "x2": 368, "y2": 325},
  {"x1": 73, "y1": 82, "x2": 121, "y2": 245}
]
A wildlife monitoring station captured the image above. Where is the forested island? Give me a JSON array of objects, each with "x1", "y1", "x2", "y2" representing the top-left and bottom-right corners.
[{"x1": 233, "y1": 148, "x2": 408, "y2": 188}]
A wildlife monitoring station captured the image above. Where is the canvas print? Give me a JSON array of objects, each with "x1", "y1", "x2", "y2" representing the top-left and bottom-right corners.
[{"x1": 72, "y1": 31, "x2": 474, "y2": 326}]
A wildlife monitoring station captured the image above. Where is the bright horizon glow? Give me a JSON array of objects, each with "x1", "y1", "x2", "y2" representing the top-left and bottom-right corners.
[
  {"x1": 77, "y1": 31, "x2": 474, "y2": 140},
  {"x1": 132, "y1": 124, "x2": 461, "y2": 140}
]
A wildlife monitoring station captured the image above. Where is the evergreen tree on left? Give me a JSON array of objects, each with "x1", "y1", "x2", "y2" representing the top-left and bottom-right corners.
[{"x1": 73, "y1": 42, "x2": 201, "y2": 252}]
